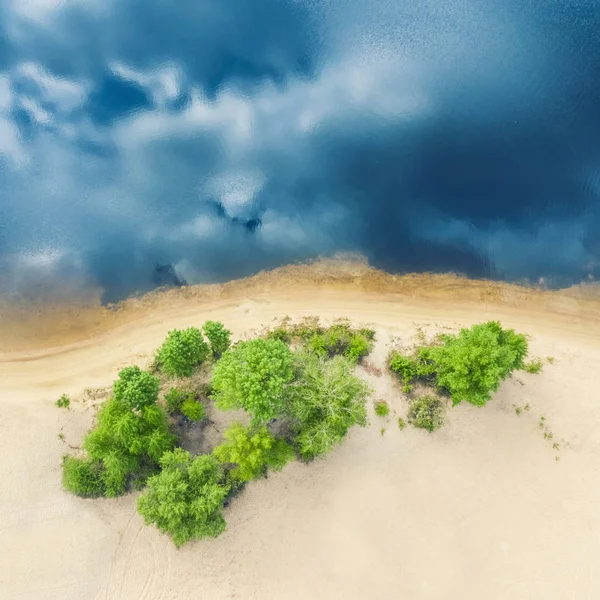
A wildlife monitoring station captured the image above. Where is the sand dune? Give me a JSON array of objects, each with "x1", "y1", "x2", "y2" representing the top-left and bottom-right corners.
[{"x1": 1, "y1": 261, "x2": 599, "y2": 599}]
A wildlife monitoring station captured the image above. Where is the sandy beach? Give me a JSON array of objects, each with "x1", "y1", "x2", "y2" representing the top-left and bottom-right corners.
[{"x1": 1, "y1": 260, "x2": 599, "y2": 600}]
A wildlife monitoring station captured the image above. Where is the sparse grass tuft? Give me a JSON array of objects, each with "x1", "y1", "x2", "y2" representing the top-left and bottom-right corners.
[
  {"x1": 523, "y1": 359, "x2": 543, "y2": 374},
  {"x1": 56, "y1": 394, "x2": 70, "y2": 409},
  {"x1": 397, "y1": 418, "x2": 407, "y2": 431}
]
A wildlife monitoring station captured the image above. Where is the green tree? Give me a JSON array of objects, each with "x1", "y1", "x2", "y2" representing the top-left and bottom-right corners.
[
  {"x1": 203, "y1": 321, "x2": 232, "y2": 357},
  {"x1": 113, "y1": 366, "x2": 160, "y2": 410},
  {"x1": 164, "y1": 387, "x2": 187, "y2": 414},
  {"x1": 213, "y1": 423, "x2": 294, "y2": 482},
  {"x1": 285, "y1": 353, "x2": 370, "y2": 459},
  {"x1": 62, "y1": 456, "x2": 105, "y2": 497},
  {"x1": 156, "y1": 327, "x2": 209, "y2": 377},
  {"x1": 430, "y1": 321, "x2": 528, "y2": 406},
  {"x1": 181, "y1": 397, "x2": 205, "y2": 421},
  {"x1": 137, "y1": 449, "x2": 229, "y2": 547},
  {"x1": 211, "y1": 338, "x2": 294, "y2": 425}
]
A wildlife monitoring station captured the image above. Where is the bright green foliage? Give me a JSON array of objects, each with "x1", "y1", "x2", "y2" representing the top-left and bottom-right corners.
[
  {"x1": 389, "y1": 350, "x2": 435, "y2": 391},
  {"x1": 523, "y1": 359, "x2": 543, "y2": 374},
  {"x1": 56, "y1": 394, "x2": 70, "y2": 409},
  {"x1": 156, "y1": 327, "x2": 209, "y2": 377},
  {"x1": 430, "y1": 321, "x2": 528, "y2": 406},
  {"x1": 164, "y1": 387, "x2": 187, "y2": 414},
  {"x1": 62, "y1": 456, "x2": 105, "y2": 497},
  {"x1": 203, "y1": 321, "x2": 231, "y2": 357},
  {"x1": 408, "y1": 396, "x2": 445, "y2": 432},
  {"x1": 345, "y1": 334, "x2": 370, "y2": 363},
  {"x1": 374, "y1": 400, "x2": 390, "y2": 417},
  {"x1": 113, "y1": 366, "x2": 160, "y2": 410},
  {"x1": 71, "y1": 394, "x2": 175, "y2": 497},
  {"x1": 211, "y1": 338, "x2": 294, "y2": 425},
  {"x1": 285, "y1": 353, "x2": 370, "y2": 459},
  {"x1": 181, "y1": 397, "x2": 205, "y2": 421},
  {"x1": 213, "y1": 423, "x2": 294, "y2": 482},
  {"x1": 137, "y1": 449, "x2": 229, "y2": 547}
]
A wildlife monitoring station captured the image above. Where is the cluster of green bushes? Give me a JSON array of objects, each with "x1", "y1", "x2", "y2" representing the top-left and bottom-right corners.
[
  {"x1": 267, "y1": 317, "x2": 375, "y2": 364},
  {"x1": 62, "y1": 319, "x2": 371, "y2": 546}
]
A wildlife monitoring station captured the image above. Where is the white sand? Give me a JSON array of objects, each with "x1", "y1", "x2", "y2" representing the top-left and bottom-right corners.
[{"x1": 1, "y1": 262, "x2": 600, "y2": 599}]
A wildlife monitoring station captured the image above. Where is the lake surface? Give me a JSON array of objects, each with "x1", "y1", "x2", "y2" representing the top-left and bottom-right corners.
[{"x1": 0, "y1": 0, "x2": 599, "y2": 302}]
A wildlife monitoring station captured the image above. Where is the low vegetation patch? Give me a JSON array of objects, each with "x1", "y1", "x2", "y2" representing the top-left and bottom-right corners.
[
  {"x1": 408, "y1": 395, "x2": 446, "y2": 432},
  {"x1": 56, "y1": 394, "x2": 70, "y2": 409},
  {"x1": 374, "y1": 400, "x2": 390, "y2": 417},
  {"x1": 523, "y1": 358, "x2": 543, "y2": 374}
]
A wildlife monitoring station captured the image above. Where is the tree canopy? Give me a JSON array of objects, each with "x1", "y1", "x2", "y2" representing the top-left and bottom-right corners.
[{"x1": 156, "y1": 327, "x2": 209, "y2": 377}]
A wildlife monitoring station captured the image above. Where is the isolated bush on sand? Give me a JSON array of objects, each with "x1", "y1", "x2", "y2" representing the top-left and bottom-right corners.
[{"x1": 408, "y1": 396, "x2": 445, "y2": 432}]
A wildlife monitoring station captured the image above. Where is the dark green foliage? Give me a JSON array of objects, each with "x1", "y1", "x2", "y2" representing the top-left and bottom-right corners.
[
  {"x1": 389, "y1": 350, "x2": 435, "y2": 392},
  {"x1": 408, "y1": 396, "x2": 445, "y2": 432},
  {"x1": 345, "y1": 334, "x2": 370, "y2": 363},
  {"x1": 62, "y1": 456, "x2": 105, "y2": 497},
  {"x1": 430, "y1": 321, "x2": 528, "y2": 406},
  {"x1": 156, "y1": 327, "x2": 209, "y2": 377},
  {"x1": 211, "y1": 338, "x2": 294, "y2": 425},
  {"x1": 164, "y1": 387, "x2": 187, "y2": 414},
  {"x1": 181, "y1": 397, "x2": 205, "y2": 422},
  {"x1": 113, "y1": 366, "x2": 160, "y2": 410},
  {"x1": 523, "y1": 359, "x2": 543, "y2": 374},
  {"x1": 374, "y1": 400, "x2": 390, "y2": 417},
  {"x1": 202, "y1": 321, "x2": 231, "y2": 357},
  {"x1": 285, "y1": 353, "x2": 370, "y2": 459},
  {"x1": 358, "y1": 328, "x2": 376, "y2": 341},
  {"x1": 267, "y1": 327, "x2": 292, "y2": 344},
  {"x1": 213, "y1": 423, "x2": 294, "y2": 482},
  {"x1": 137, "y1": 449, "x2": 229, "y2": 547},
  {"x1": 56, "y1": 394, "x2": 70, "y2": 409}
]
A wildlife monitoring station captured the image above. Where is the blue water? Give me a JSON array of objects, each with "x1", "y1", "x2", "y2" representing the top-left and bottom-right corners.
[{"x1": 0, "y1": 0, "x2": 599, "y2": 303}]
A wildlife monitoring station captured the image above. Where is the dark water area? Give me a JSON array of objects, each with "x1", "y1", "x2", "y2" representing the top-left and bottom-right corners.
[{"x1": 0, "y1": 0, "x2": 599, "y2": 304}]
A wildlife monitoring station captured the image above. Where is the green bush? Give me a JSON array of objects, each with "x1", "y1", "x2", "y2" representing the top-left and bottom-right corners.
[
  {"x1": 56, "y1": 394, "x2": 70, "y2": 409},
  {"x1": 164, "y1": 387, "x2": 187, "y2": 414},
  {"x1": 285, "y1": 353, "x2": 370, "y2": 459},
  {"x1": 389, "y1": 350, "x2": 435, "y2": 391},
  {"x1": 430, "y1": 321, "x2": 528, "y2": 406},
  {"x1": 267, "y1": 327, "x2": 291, "y2": 344},
  {"x1": 203, "y1": 321, "x2": 231, "y2": 357},
  {"x1": 523, "y1": 359, "x2": 543, "y2": 374},
  {"x1": 345, "y1": 334, "x2": 370, "y2": 363},
  {"x1": 156, "y1": 327, "x2": 209, "y2": 377},
  {"x1": 374, "y1": 400, "x2": 390, "y2": 417},
  {"x1": 62, "y1": 456, "x2": 105, "y2": 497},
  {"x1": 181, "y1": 397, "x2": 205, "y2": 422},
  {"x1": 113, "y1": 366, "x2": 160, "y2": 410},
  {"x1": 397, "y1": 418, "x2": 407, "y2": 431},
  {"x1": 137, "y1": 449, "x2": 229, "y2": 547},
  {"x1": 211, "y1": 338, "x2": 294, "y2": 425},
  {"x1": 408, "y1": 396, "x2": 445, "y2": 432},
  {"x1": 213, "y1": 423, "x2": 294, "y2": 482}
]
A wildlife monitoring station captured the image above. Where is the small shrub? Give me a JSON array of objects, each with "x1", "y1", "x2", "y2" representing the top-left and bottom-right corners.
[
  {"x1": 345, "y1": 334, "x2": 370, "y2": 363},
  {"x1": 181, "y1": 397, "x2": 205, "y2": 422},
  {"x1": 202, "y1": 321, "x2": 231, "y2": 357},
  {"x1": 546, "y1": 356, "x2": 555, "y2": 364},
  {"x1": 62, "y1": 456, "x2": 105, "y2": 497},
  {"x1": 523, "y1": 359, "x2": 543, "y2": 374},
  {"x1": 164, "y1": 387, "x2": 186, "y2": 414},
  {"x1": 56, "y1": 394, "x2": 70, "y2": 409},
  {"x1": 358, "y1": 328, "x2": 376, "y2": 341},
  {"x1": 408, "y1": 395, "x2": 445, "y2": 432},
  {"x1": 389, "y1": 350, "x2": 435, "y2": 391},
  {"x1": 267, "y1": 327, "x2": 291, "y2": 344},
  {"x1": 397, "y1": 418, "x2": 407, "y2": 430},
  {"x1": 380, "y1": 427, "x2": 386, "y2": 436},
  {"x1": 213, "y1": 423, "x2": 294, "y2": 482},
  {"x1": 137, "y1": 449, "x2": 229, "y2": 546},
  {"x1": 156, "y1": 327, "x2": 209, "y2": 377},
  {"x1": 212, "y1": 338, "x2": 294, "y2": 425},
  {"x1": 374, "y1": 400, "x2": 390, "y2": 417}
]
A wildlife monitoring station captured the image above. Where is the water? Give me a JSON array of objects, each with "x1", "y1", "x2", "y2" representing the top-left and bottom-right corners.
[{"x1": 0, "y1": 0, "x2": 599, "y2": 303}]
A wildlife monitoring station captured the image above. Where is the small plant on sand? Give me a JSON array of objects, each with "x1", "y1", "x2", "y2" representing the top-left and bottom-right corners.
[
  {"x1": 408, "y1": 396, "x2": 445, "y2": 432},
  {"x1": 202, "y1": 321, "x2": 231, "y2": 358},
  {"x1": 181, "y1": 397, "x2": 205, "y2": 422},
  {"x1": 137, "y1": 449, "x2": 229, "y2": 547},
  {"x1": 156, "y1": 327, "x2": 209, "y2": 377},
  {"x1": 523, "y1": 359, "x2": 543, "y2": 374},
  {"x1": 546, "y1": 356, "x2": 555, "y2": 364},
  {"x1": 380, "y1": 427, "x2": 386, "y2": 436},
  {"x1": 397, "y1": 418, "x2": 407, "y2": 431},
  {"x1": 213, "y1": 423, "x2": 294, "y2": 482},
  {"x1": 374, "y1": 400, "x2": 390, "y2": 417},
  {"x1": 514, "y1": 405, "x2": 522, "y2": 416},
  {"x1": 285, "y1": 352, "x2": 370, "y2": 459},
  {"x1": 211, "y1": 338, "x2": 294, "y2": 425},
  {"x1": 389, "y1": 350, "x2": 435, "y2": 392},
  {"x1": 56, "y1": 394, "x2": 70, "y2": 409}
]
